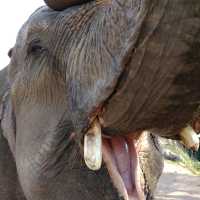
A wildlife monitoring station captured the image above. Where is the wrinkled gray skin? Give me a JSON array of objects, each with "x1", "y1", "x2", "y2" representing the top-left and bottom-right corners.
[
  {"x1": 0, "y1": 68, "x2": 163, "y2": 199},
  {"x1": 135, "y1": 132, "x2": 164, "y2": 199},
  {"x1": 0, "y1": 0, "x2": 200, "y2": 200},
  {"x1": 0, "y1": 68, "x2": 26, "y2": 200},
  {"x1": 0, "y1": 83, "x2": 163, "y2": 200},
  {"x1": 0, "y1": 123, "x2": 26, "y2": 200}
]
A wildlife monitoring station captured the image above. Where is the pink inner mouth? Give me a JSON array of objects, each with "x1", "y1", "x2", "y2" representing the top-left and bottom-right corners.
[{"x1": 102, "y1": 135, "x2": 143, "y2": 200}]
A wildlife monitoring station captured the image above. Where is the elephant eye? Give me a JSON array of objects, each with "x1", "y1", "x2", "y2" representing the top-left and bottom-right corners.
[{"x1": 27, "y1": 40, "x2": 46, "y2": 55}]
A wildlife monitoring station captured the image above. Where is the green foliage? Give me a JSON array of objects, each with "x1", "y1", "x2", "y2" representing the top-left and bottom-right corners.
[{"x1": 164, "y1": 142, "x2": 200, "y2": 176}]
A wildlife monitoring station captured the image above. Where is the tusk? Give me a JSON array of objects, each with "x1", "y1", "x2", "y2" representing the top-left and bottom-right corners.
[
  {"x1": 84, "y1": 119, "x2": 102, "y2": 170},
  {"x1": 180, "y1": 126, "x2": 200, "y2": 151}
]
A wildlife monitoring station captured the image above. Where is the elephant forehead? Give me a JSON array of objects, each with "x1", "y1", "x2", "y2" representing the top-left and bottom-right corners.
[{"x1": 16, "y1": 7, "x2": 57, "y2": 45}]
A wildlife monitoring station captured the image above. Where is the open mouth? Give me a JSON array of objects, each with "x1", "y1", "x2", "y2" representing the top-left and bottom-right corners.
[
  {"x1": 83, "y1": 119, "x2": 144, "y2": 200},
  {"x1": 83, "y1": 117, "x2": 200, "y2": 200},
  {"x1": 102, "y1": 136, "x2": 144, "y2": 200}
]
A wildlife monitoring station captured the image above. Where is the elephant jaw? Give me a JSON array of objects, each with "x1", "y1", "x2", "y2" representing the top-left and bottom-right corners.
[{"x1": 83, "y1": 120, "x2": 144, "y2": 200}]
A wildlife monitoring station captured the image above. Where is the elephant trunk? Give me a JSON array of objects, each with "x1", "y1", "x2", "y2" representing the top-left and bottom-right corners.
[{"x1": 44, "y1": 0, "x2": 92, "y2": 11}]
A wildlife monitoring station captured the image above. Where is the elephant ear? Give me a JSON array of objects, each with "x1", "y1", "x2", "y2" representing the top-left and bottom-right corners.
[
  {"x1": 0, "y1": 68, "x2": 16, "y2": 156},
  {"x1": 67, "y1": 61, "x2": 121, "y2": 133},
  {"x1": 59, "y1": 1, "x2": 146, "y2": 134},
  {"x1": 66, "y1": 27, "x2": 141, "y2": 134},
  {"x1": 44, "y1": 0, "x2": 92, "y2": 11}
]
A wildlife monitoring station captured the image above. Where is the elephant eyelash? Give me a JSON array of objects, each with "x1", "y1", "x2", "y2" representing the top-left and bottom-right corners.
[{"x1": 27, "y1": 40, "x2": 47, "y2": 55}]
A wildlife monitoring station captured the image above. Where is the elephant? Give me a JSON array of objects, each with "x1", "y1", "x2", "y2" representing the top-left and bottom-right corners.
[
  {"x1": 0, "y1": 80, "x2": 163, "y2": 200},
  {"x1": 0, "y1": 0, "x2": 200, "y2": 199},
  {"x1": 0, "y1": 66, "x2": 163, "y2": 200}
]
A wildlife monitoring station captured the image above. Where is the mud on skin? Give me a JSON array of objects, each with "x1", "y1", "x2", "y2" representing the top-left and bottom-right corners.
[{"x1": 0, "y1": 0, "x2": 200, "y2": 200}]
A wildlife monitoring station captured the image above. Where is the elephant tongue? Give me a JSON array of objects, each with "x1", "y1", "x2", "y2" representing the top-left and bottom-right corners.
[{"x1": 102, "y1": 136, "x2": 142, "y2": 200}]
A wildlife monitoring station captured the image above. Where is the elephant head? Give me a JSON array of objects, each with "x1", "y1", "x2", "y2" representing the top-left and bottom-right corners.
[{"x1": 1, "y1": 0, "x2": 200, "y2": 200}]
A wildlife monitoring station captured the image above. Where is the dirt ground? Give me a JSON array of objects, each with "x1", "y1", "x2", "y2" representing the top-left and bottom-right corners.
[{"x1": 155, "y1": 161, "x2": 200, "y2": 200}]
